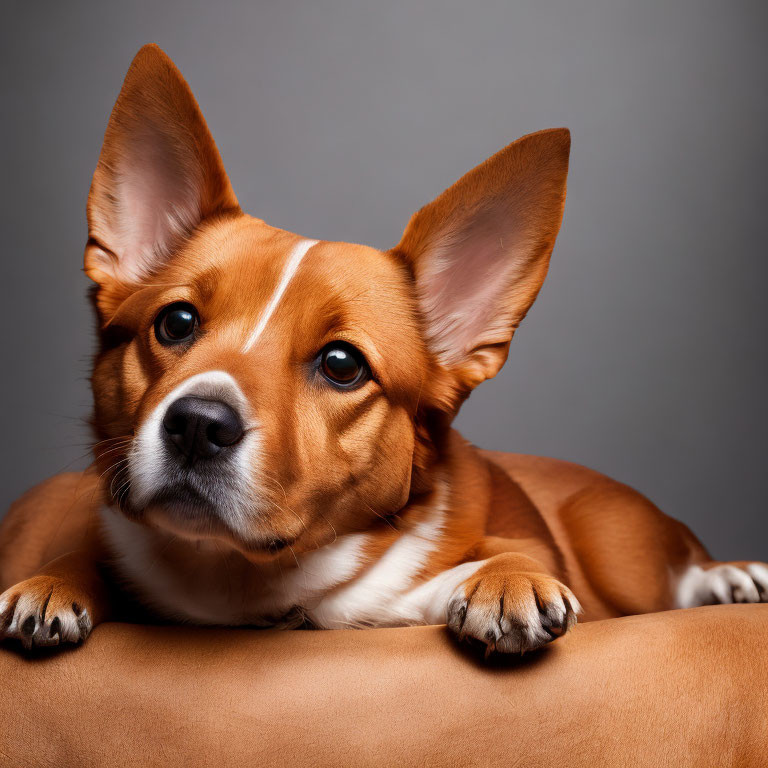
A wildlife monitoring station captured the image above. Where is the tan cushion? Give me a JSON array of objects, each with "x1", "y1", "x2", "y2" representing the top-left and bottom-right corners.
[{"x1": 1, "y1": 605, "x2": 766, "y2": 767}]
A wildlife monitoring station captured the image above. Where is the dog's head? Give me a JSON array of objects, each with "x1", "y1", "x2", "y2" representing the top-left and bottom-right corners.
[{"x1": 88, "y1": 45, "x2": 569, "y2": 560}]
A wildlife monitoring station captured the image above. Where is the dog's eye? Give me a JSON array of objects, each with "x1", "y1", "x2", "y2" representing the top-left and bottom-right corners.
[
  {"x1": 154, "y1": 303, "x2": 199, "y2": 345},
  {"x1": 320, "y1": 343, "x2": 369, "y2": 388}
]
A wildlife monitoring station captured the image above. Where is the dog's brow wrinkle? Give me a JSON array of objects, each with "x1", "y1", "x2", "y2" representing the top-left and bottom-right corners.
[
  {"x1": 242, "y1": 238, "x2": 319, "y2": 352},
  {"x1": 196, "y1": 269, "x2": 223, "y2": 302}
]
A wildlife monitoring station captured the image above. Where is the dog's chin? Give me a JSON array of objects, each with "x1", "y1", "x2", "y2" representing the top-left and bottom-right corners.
[{"x1": 125, "y1": 484, "x2": 295, "y2": 562}]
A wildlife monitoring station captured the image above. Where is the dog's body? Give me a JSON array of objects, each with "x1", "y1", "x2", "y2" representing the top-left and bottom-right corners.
[{"x1": 1, "y1": 45, "x2": 766, "y2": 653}]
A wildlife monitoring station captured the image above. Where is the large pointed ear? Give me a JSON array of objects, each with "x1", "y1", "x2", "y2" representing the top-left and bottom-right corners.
[
  {"x1": 393, "y1": 128, "x2": 570, "y2": 402},
  {"x1": 85, "y1": 44, "x2": 240, "y2": 294}
]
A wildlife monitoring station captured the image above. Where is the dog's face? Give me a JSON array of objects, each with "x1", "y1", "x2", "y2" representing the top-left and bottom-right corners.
[
  {"x1": 94, "y1": 218, "x2": 427, "y2": 557},
  {"x1": 87, "y1": 45, "x2": 569, "y2": 560}
]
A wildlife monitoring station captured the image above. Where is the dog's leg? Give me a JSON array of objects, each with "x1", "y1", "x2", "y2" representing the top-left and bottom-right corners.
[
  {"x1": 557, "y1": 477, "x2": 768, "y2": 614},
  {"x1": 0, "y1": 547, "x2": 109, "y2": 650},
  {"x1": 401, "y1": 549, "x2": 580, "y2": 654}
]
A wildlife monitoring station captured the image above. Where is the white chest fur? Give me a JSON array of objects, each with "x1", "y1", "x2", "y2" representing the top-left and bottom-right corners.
[{"x1": 100, "y1": 495, "x2": 481, "y2": 629}]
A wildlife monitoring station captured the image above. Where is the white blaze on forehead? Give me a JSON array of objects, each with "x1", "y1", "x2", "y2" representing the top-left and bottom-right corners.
[{"x1": 242, "y1": 238, "x2": 319, "y2": 353}]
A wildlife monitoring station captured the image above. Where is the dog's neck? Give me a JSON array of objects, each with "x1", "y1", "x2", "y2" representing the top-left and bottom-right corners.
[{"x1": 100, "y1": 431, "x2": 494, "y2": 627}]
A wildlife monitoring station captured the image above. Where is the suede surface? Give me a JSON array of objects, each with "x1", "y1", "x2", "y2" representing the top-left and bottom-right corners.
[{"x1": 1, "y1": 606, "x2": 766, "y2": 767}]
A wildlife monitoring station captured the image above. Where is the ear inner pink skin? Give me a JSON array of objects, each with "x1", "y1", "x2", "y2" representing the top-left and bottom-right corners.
[
  {"x1": 418, "y1": 201, "x2": 528, "y2": 366},
  {"x1": 85, "y1": 44, "x2": 239, "y2": 289},
  {"x1": 112, "y1": 128, "x2": 205, "y2": 282},
  {"x1": 394, "y1": 128, "x2": 570, "y2": 397}
]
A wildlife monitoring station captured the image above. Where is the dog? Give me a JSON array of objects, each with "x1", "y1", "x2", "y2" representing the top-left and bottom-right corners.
[{"x1": 1, "y1": 44, "x2": 766, "y2": 654}]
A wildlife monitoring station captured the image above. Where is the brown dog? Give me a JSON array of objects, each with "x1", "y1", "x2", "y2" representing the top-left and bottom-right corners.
[{"x1": 1, "y1": 44, "x2": 766, "y2": 654}]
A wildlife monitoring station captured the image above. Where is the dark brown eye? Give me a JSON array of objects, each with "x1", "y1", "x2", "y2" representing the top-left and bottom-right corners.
[
  {"x1": 154, "y1": 302, "x2": 199, "y2": 345},
  {"x1": 320, "y1": 343, "x2": 368, "y2": 388}
]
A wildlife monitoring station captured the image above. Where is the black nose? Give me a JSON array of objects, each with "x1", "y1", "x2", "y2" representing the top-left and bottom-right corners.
[{"x1": 162, "y1": 396, "x2": 244, "y2": 461}]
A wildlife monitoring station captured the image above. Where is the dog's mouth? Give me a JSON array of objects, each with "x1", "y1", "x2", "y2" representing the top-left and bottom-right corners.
[{"x1": 123, "y1": 475, "x2": 296, "y2": 559}]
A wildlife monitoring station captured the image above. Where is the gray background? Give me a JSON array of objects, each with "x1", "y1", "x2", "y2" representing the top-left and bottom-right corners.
[{"x1": 1, "y1": 1, "x2": 766, "y2": 560}]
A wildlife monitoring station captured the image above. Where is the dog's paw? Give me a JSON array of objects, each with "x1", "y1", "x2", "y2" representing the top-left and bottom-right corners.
[
  {"x1": 0, "y1": 576, "x2": 94, "y2": 650},
  {"x1": 676, "y1": 562, "x2": 768, "y2": 608},
  {"x1": 447, "y1": 566, "x2": 580, "y2": 655}
]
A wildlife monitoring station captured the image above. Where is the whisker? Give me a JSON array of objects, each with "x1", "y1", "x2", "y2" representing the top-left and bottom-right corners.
[
  {"x1": 93, "y1": 444, "x2": 133, "y2": 462},
  {"x1": 317, "y1": 512, "x2": 338, "y2": 547}
]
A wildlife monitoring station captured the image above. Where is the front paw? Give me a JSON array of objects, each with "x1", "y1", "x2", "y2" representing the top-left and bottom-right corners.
[
  {"x1": 447, "y1": 566, "x2": 580, "y2": 655},
  {"x1": 0, "y1": 576, "x2": 94, "y2": 650}
]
